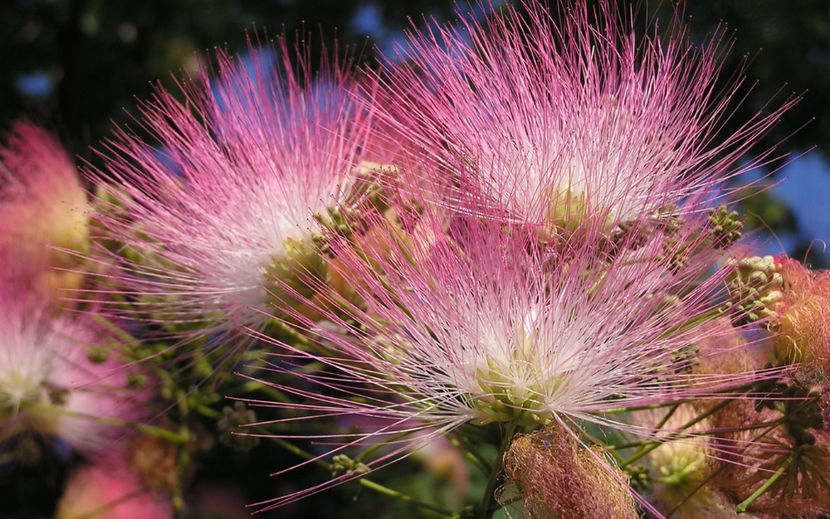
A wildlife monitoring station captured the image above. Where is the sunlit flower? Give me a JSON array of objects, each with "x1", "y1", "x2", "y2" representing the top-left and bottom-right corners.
[
  {"x1": 90, "y1": 37, "x2": 375, "y2": 340},
  {"x1": 636, "y1": 404, "x2": 743, "y2": 519},
  {"x1": 373, "y1": 0, "x2": 794, "y2": 236}
]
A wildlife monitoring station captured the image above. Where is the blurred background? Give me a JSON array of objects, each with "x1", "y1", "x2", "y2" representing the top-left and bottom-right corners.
[{"x1": 0, "y1": 1, "x2": 829, "y2": 517}]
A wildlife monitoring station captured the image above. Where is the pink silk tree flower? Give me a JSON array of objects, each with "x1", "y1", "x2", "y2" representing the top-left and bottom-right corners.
[
  {"x1": 0, "y1": 123, "x2": 90, "y2": 302},
  {"x1": 372, "y1": 0, "x2": 794, "y2": 237},
  {"x1": 56, "y1": 460, "x2": 172, "y2": 519},
  {"x1": 243, "y1": 212, "x2": 774, "y2": 510},
  {"x1": 89, "y1": 37, "x2": 375, "y2": 341},
  {"x1": 767, "y1": 255, "x2": 830, "y2": 370},
  {"x1": 0, "y1": 284, "x2": 145, "y2": 455}
]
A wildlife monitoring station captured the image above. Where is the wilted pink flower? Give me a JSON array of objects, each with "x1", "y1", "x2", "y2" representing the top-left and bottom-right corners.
[
  {"x1": 0, "y1": 123, "x2": 90, "y2": 301},
  {"x1": 56, "y1": 460, "x2": 172, "y2": 519},
  {"x1": 768, "y1": 255, "x2": 830, "y2": 368},
  {"x1": 502, "y1": 423, "x2": 638, "y2": 519},
  {"x1": 245, "y1": 213, "x2": 771, "y2": 509},
  {"x1": 0, "y1": 284, "x2": 144, "y2": 454},
  {"x1": 711, "y1": 402, "x2": 830, "y2": 517},
  {"x1": 374, "y1": 0, "x2": 794, "y2": 235},
  {"x1": 89, "y1": 37, "x2": 374, "y2": 340}
]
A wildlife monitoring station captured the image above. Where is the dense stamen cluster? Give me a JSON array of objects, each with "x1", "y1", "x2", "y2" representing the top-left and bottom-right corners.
[{"x1": 88, "y1": 39, "x2": 374, "y2": 341}]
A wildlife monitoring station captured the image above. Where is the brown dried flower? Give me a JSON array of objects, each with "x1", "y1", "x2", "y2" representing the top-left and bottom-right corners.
[{"x1": 501, "y1": 424, "x2": 637, "y2": 519}]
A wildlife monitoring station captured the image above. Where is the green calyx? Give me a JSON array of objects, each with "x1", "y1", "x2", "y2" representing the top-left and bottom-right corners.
[
  {"x1": 542, "y1": 187, "x2": 613, "y2": 238},
  {"x1": 469, "y1": 342, "x2": 558, "y2": 428},
  {"x1": 264, "y1": 236, "x2": 328, "y2": 312},
  {"x1": 546, "y1": 189, "x2": 592, "y2": 233}
]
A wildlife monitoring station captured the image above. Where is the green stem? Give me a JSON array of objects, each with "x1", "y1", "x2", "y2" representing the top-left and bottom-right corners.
[
  {"x1": 25, "y1": 403, "x2": 188, "y2": 444},
  {"x1": 667, "y1": 395, "x2": 820, "y2": 517},
  {"x1": 450, "y1": 434, "x2": 492, "y2": 475},
  {"x1": 455, "y1": 422, "x2": 498, "y2": 442},
  {"x1": 612, "y1": 415, "x2": 790, "y2": 453},
  {"x1": 599, "y1": 401, "x2": 682, "y2": 415},
  {"x1": 257, "y1": 432, "x2": 325, "y2": 467},
  {"x1": 658, "y1": 308, "x2": 724, "y2": 340},
  {"x1": 170, "y1": 388, "x2": 194, "y2": 519},
  {"x1": 353, "y1": 431, "x2": 412, "y2": 463},
  {"x1": 171, "y1": 426, "x2": 190, "y2": 518},
  {"x1": 666, "y1": 407, "x2": 794, "y2": 518},
  {"x1": 620, "y1": 400, "x2": 731, "y2": 468},
  {"x1": 656, "y1": 404, "x2": 680, "y2": 429},
  {"x1": 581, "y1": 430, "x2": 625, "y2": 464},
  {"x1": 476, "y1": 422, "x2": 518, "y2": 519},
  {"x1": 269, "y1": 319, "x2": 316, "y2": 349},
  {"x1": 261, "y1": 432, "x2": 458, "y2": 517},
  {"x1": 735, "y1": 450, "x2": 797, "y2": 514},
  {"x1": 243, "y1": 380, "x2": 292, "y2": 403},
  {"x1": 359, "y1": 479, "x2": 459, "y2": 517},
  {"x1": 195, "y1": 404, "x2": 222, "y2": 419}
]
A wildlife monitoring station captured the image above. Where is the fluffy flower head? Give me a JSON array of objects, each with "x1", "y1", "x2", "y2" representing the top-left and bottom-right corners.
[
  {"x1": 246, "y1": 212, "x2": 768, "y2": 508},
  {"x1": 0, "y1": 123, "x2": 89, "y2": 298},
  {"x1": 92, "y1": 37, "x2": 374, "y2": 337},
  {"x1": 0, "y1": 286, "x2": 143, "y2": 454},
  {"x1": 770, "y1": 256, "x2": 830, "y2": 368},
  {"x1": 375, "y1": 0, "x2": 793, "y2": 234}
]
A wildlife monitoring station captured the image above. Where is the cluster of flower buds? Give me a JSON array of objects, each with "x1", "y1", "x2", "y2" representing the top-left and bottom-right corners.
[{"x1": 727, "y1": 255, "x2": 785, "y2": 323}]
